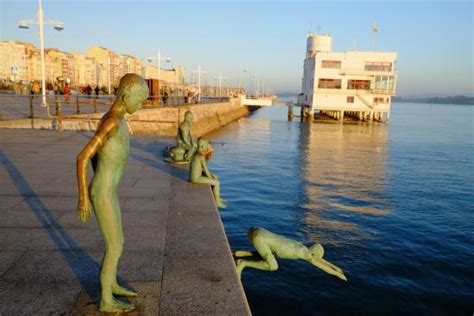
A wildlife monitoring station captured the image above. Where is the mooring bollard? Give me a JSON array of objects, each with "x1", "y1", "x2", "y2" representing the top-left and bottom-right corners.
[
  {"x1": 76, "y1": 95, "x2": 80, "y2": 114},
  {"x1": 29, "y1": 95, "x2": 34, "y2": 118}
]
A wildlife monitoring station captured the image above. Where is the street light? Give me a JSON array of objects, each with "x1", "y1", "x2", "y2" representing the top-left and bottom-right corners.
[
  {"x1": 214, "y1": 74, "x2": 227, "y2": 98},
  {"x1": 18, "y1": 0, "x2": 64, "y2": 114},
  {"x1": 147, "y1": 50, "x2": 171, "y2": 82},
  {"x1": 238, "y1": 69, "x2": 246, "y2": 95},
  {"x1": 192, "y1": 65, "x2": 206, "y2": 103},
  {"x1": 147, "y1": 49, "x2": 171, "y2": 98}
]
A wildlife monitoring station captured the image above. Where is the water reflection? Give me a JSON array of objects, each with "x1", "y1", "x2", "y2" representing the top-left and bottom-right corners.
[{"x1": 297, "y1": 122, "x2": 389, "y2": 245}]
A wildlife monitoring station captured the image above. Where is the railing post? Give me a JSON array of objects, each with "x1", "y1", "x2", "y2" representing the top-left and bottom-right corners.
[
  {"x1": 29, "y1": 95, "x2": 34, "y2": 118},
  {"x1": 55, "y1": 95, "x2": 59, "y2": 116},
  {"x1": 76, "y1": 95, "x2": 80, "y2": 114},
  {"x1": 56, "y1": 99, "x2": 63, "y2": 132}
]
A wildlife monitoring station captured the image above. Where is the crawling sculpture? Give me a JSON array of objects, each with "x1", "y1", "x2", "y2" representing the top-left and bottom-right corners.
[{"x1": 235, "y1": 227, "x2": 347, "y2": 281}]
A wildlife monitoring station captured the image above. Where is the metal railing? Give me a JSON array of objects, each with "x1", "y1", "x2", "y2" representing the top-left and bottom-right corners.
[{"x1": 0, "y1": 93, "x2": 232, "y2": 131}]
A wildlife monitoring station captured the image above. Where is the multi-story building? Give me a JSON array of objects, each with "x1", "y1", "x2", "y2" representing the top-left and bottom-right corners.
[
  {"x1": 0, "y1": 41, "x2": 29, "y2": 82},
  {"x1": 71, "y1": 52, "x2": 98, "y2": 87},
  {"x1": 300, "y1": 33, "x2": 398, "y2": 122},
  {"x1": 87, "y1": 46, "x2": 120, "y2": 88},
  {"x1": 118, "y1": 54, "x2": 142, "y2": 79},
  {"x1": 44, "y1": 48, "x2": 75, "y2": 85}
]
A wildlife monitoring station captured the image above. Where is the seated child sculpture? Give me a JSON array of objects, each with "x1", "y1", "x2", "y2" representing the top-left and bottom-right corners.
[
  {"x1": 235, "y1": 227, "x2": 347, "y2": 281},
  {"x1": 189, "y1": 138, "x2": 226, "y2": 208},
  {"x1": 76, "y1": 74, "x2": 149, "y2": 313},
  {"x1": 168, "y1": 110, "x2": 197, "y2": 162}
]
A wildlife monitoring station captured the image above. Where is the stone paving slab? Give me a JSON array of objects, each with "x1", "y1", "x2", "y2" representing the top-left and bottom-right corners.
[{"x1": 0, "y1": 129, "x2": 250, "y2": 315}]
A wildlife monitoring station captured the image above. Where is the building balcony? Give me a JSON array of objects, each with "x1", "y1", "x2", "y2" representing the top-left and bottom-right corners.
[
  {"x1": 339, "y1": 68, "x2": 398, "y2": 77},
  {"x1": 314, "y1": 88, "x2": 397, "y2": 96}
]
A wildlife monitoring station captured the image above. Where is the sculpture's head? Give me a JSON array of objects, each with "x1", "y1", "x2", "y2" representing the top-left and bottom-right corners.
[
  {"x1": 184, "y1": 110, "x2": 193, "y2": 123},
  {"x1": 117, "y1": 74, "x2": 149, "y2": 114},
  {"x1": 197, "y1": 137, "x2": 209, "y2": 153},
  {"x1": 309, "y1": 244, "x2": 324, "y2": 259}
]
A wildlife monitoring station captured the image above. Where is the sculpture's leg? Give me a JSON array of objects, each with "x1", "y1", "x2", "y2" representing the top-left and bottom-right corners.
[
  {"x1": 183, "y1": 144, "x2": 197, "y2": 161},
  {"x1": 234, "y1": 250, "x2": 258, "y2": 257},
  {"x1": 92, "y1": 189, "x2": 136, "y2": 312},
  {"x1": 236, "y1": 240, "x2": 278, "y2": 278},
  {"x1": 193, "y1": 176, "x2": 226, "y2": 208}
]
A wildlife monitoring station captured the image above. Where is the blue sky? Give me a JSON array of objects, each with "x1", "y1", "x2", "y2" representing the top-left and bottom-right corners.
[{"x1": 1, "y1": 0, "x2": 472, "y2": 96}]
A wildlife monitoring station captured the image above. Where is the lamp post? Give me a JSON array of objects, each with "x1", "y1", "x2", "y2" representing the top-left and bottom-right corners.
[
  {"x1": 214, "y1": 74, "x2": 227, "y2": 98},
  {"x1": 238, "y1": 69, "x2": 246, "y2": 95},
  {"x1": 18, "y1": 0, "x2": 63, "y2": 115},
  {"x1": 192, "y1": 65, "x2": 206, "y2": 103},
  {"x1": 147, "y1": 49, "x2": 170, "y2": 98}
]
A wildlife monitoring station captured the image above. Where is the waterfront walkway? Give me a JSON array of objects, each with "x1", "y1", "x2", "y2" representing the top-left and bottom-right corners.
[{"x1": 0, "y1": 129, "x2": 250, "y2": 315}]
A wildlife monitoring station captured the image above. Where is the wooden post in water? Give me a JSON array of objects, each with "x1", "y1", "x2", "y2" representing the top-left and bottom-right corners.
[{"x1": 287, "y1": 104, "x2": 294, "y2": 120}]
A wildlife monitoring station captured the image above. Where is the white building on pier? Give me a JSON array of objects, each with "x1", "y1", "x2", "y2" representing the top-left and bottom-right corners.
[{"x1": 300, "y1": 33, "x2": 398, "y2": 122}]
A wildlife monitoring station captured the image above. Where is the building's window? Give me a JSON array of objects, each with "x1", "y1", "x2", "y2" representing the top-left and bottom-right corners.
[
  {"x1": 318, "y1": 78, "x2": 342, "y2": 89},
  {"x1": 347, "y1": 79, "x2": 370, "y2": 90},
  {"x1": 365, "y1": 62, "x2": 392, "y2": 72},
  {"x1": 305, "y1": 95, "x2": 307, "y2": 101},
  {"x1": 321, "y1": 60, "x2": 341, "y2": 69},
  {"x1": 374, "y1": 97, "x2": 386, "y2": 104},
  {"x1": 347, "y1": 96, "x2": 354, "y2": 103}
]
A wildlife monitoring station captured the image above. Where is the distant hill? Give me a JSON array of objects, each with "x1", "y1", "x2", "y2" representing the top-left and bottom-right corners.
[{"x1": 392, "y1": 95, "x2": 474, "y2": 105}]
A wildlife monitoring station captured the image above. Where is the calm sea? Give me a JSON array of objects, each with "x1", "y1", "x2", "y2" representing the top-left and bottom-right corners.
[{"x1": 205, "y1": 100, "x2": 474, "y2": 315}]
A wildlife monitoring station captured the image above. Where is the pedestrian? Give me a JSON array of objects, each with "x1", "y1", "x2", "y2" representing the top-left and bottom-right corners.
[
  {"x1": 64, "y1": 83, "x2": 71, "y2": 102},
  {"x1": 163, "y1": 90, "x2": 169, "y2": 105},
  {"x1": 95, "y1": 86, "x2": 100, "y2": 97}
]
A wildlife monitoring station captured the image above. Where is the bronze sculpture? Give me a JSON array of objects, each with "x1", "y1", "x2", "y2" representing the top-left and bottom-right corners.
[
  {"x1": 235, "y1": 227, "x2": 347, "y2": 281},
  {"x1": 76, "y1": 74, "x2": 149, "y2": 312},
  {"x1": 166, "y1": 110, "x2": 197, "y2": 163},
  {"x1": 189, "y1": 137, "x2": 226, "y2": 208}
]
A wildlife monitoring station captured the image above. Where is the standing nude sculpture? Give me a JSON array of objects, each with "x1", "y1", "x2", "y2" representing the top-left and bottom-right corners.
[
  {"x1": 235, "y1": 227, "x2": 347, "y2": 281},
  {"x1": 167, "y1": 110, "x2": 197, "y2": 162},
  {"x1": 76, "y1": 74, "x2": 149, "y2": 313},
  {"x1": 189, "y1": 137, "x2": 226, "y2": 208}
]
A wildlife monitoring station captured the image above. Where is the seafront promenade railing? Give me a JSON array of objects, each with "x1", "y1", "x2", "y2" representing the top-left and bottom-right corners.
[{"x1": 0, "y1": 93, "x2": 229, "y2": 120}]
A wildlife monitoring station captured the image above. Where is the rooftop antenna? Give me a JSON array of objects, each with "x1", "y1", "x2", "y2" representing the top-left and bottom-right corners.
[
  {"x1": 317, "y1": 25, "x2": 322, "y2": 34},
  {"x1": 309, "y1": 21, "x2": 312, "y2": 35},
  {"x1": 371, "y1": 23, "x2": 378, "y2": 50},
  {"x1": 353, "y1": 39, "x2": 357, "y2": 51}
]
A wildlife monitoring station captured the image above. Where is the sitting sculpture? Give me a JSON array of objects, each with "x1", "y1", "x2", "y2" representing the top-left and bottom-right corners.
[
  {"x1": 76, "y1": 74, "x2": 149, "y2": 313},
  {"x1": 235, "y1": 227, "x2": 347, "y2": 281},
  {"x1": 189, "y1": 138, "x2": 226, "y2": 208},
  {"x1": 166, "y1": 110, "x2": 197, "y2": 163}
]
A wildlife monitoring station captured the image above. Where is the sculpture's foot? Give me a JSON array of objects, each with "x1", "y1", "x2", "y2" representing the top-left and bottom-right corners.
[
  {"x1": 216, "y1": 199, "x2": 227, "y2": 208},
  {"x1": 99, "y1": 297, "x2": 135, "y2": 313},
  {"x1": 236, "y1": 259, "x2": 245, "y2": 279},
  {"x1": 112, "y1": 284, "x2": 138, "y2": 297}
]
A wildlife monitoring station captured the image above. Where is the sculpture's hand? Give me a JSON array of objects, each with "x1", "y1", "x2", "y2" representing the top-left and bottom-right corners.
[{"x1": 77, "y1": 197, "x2": 93, "y2": 223}]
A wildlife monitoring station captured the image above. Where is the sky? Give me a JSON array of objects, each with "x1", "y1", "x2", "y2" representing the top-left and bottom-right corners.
[{"x1": 1, "y1": 0, "x2": 473, "y2": 96}]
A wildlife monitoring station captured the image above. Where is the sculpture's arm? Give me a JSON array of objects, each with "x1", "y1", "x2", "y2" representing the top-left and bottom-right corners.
[
  {"x1": 201, "y1": 158, "x2": 214, "y2": 178},
  {"x1": 180, "y1": 125, "x2": 194, "y2": 147},
  {"x1": 76, "y1": 117, "x2": 118, "y2": 223}
]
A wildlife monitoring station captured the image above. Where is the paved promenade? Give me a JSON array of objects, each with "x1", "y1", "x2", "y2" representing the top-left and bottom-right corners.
[{"x1": 0, "y1": 129, "x2": 250, "y2": 315}]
